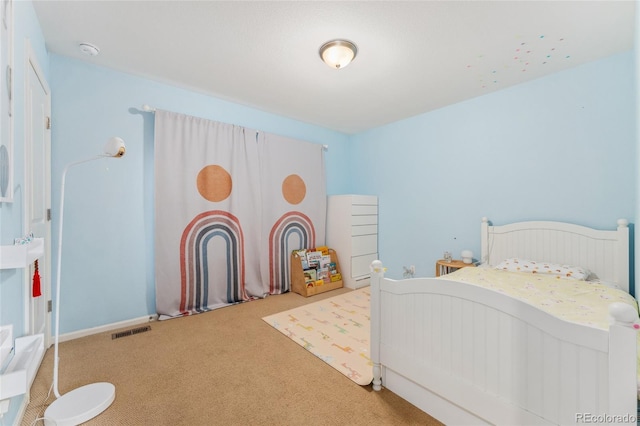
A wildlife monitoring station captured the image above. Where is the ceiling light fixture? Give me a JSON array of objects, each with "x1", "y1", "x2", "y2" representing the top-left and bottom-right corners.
[
  {"x1": 319, "y1": 39, "x2": 357, "y2": 70},
  {"x1": 79, "y1": 42, "x2": 100, "y2": 57}
]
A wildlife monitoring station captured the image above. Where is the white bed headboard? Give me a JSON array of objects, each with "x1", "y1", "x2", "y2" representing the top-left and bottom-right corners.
[{"x1": 480, "y1": 217, "x2": 630, "y2": 294}]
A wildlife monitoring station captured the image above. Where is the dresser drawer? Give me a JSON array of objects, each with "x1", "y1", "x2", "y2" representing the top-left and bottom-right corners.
[
  {"x1": 352, "y1": 234, "x2": 377, "y2": 256},
  {"x1": 351, "y1": 215, "x2": 378, "y2": 226},
  {"x1": 351, "y1": 253, "x2": 378, "y2": 278},
  {"x1": 352, "y1": 205, "x2": 377, "y2": 215},
  {"x1": 352, "y1": 224, "x2": 377, "y2": 236},
  {"x1": 351, "y1": 195, "x2": 378, "y2": 205}
]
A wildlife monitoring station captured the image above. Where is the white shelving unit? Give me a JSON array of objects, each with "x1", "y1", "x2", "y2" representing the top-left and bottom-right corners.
[
  {"x1": 0, "y1": 332, "x2": 45, "y2": 400},
  {"x1": 0, "y1": 325, "x2": 13, "y2": 368},
  {"x1": 0, "y1": 238, "x2": 44, "y2": 269},
  {"x1": 326, "y1": 195, "x2": 378, "y2": 289},
  {"x1": 0, "y1": 237, "x2": 46, "y2": 404}
]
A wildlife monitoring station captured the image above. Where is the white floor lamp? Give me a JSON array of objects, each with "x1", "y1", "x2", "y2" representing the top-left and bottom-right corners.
[{"x1": 44, "y1": 137, "x2": 126, "y2": 426}]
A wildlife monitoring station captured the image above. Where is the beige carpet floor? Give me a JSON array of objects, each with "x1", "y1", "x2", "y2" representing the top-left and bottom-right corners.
[{"x1": 21, "y1": 287, "x2": 442, "y2": 426}]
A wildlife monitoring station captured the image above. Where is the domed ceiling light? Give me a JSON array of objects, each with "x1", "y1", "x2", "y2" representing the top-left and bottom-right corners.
[
  {"x1": 319, "y1": 39, "x2": 358, "y2": 69},
  {"x1": 79, "y1": 42, "x2": 100, "y2": 56}
]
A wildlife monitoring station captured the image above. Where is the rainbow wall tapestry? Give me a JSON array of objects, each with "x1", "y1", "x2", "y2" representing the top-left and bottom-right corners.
[{"x1": 154, "y1": 111, "x2": 326, "y2": 318}]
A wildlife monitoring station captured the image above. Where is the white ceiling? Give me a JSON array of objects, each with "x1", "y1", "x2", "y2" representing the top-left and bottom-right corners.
[{"x1": 32, "y1": 1, "x2": 636, "y2": 134}]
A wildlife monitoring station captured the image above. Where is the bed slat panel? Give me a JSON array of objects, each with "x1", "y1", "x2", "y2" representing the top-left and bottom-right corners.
[
  {"x1": 450, "y1": 296, "x2": 463, "y2": 377},
  {"x1": 511, "y1": 317, "x2": 527, "y2": 409},
  {"x1": 526, "y1": 325, "x2": 543, "y2": 416},
  {"x1": 439, "y1": 295, "x2": 452, "y2": 373},
  {"x1": 461, "y1": 299, "x2": 474, "y2": 384},
  {"x1": 484, "y1": 308, "x2": 499, "y2": 396},
  {"x1": 497, "y1": 312, "x2": 512, "y2": 399},
  {"x1": 430, "y1": 295, "x2": 442, "y2": 369},
  {"x1": 597, "y1": 351, "x2": 609, "y2": 415},
  {"x1": 541, "y1": 333, "x2": 561, "y2": 423},
  {"x1": 472, "y1": 303, "x2": 487, "y2": 388},
  {"x1": 559, "y1": 342, "x2": 579, "y2": 425}
]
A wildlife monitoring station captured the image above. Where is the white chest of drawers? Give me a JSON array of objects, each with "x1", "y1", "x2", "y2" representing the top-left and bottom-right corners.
[{"x1": 326, "y1": 195, "x2": 378, "y2": 289}]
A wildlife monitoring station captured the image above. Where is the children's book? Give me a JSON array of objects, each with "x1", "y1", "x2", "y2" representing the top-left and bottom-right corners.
[
  {"x1": 306, "y1": 251, "x2": 323, "y2": 269},
  {"x1": 294, "y1": 249, "x2": 308, "y2": 269},
  {"x1": 314, "y1": 246, "x2": 329, "y2": 256},
  {"x1": 303, "y1": 269, "x2": 317, "y2": 285},
  {"x1": 320, "y1": 255, "x2": 331, "y2": 269},
  {"x1": 317, "y1": 267, "x2": 330, "y2": 284},
  {"x1": 329, "y1": 262, "x2": 339, "y2": 275}
]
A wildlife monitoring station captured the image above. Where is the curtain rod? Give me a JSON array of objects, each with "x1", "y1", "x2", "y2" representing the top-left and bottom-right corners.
[{"x1": 140, "y1": 104, "x2": 328, "y2": 151}]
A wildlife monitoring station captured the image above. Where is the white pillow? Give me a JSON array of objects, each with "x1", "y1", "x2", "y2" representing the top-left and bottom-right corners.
[{"x1": 494, "y1": 258, "x2": 591, "y2": 280}]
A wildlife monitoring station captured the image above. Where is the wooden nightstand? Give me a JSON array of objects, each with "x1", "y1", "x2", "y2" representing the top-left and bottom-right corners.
[{"x1": 435, "y1": 259, "x2": 475, "y2": 277}]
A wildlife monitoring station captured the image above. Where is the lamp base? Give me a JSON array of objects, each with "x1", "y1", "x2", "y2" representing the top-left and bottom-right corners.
[{"x1": 44, "y1": 382, "x2": 115, "y2": 426}]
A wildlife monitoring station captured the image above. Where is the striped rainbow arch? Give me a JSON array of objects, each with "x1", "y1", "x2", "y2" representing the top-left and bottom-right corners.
[
  {"x1": 179, "y1": 210, "x2": 246, "y2": 315},
  {"x1": 269, "y1": 211, "x2": 316, "y2": 294}
]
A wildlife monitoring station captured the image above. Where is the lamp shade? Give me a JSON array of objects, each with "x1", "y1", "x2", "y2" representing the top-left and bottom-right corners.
[
  {"x1": 103, "y1": 137, "x2": 125, "y2": 157},
  {"x1": 319, "y1": 40, "x2": 357, "y2": 69},
  {"x1": 461, "y1": 250, "x2": 473, "y2": 264}
]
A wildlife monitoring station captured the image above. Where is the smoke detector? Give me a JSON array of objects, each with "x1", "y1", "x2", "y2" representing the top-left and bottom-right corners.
[{"x1": 79, "y1": 42, "x2": 100, "y2": 56}]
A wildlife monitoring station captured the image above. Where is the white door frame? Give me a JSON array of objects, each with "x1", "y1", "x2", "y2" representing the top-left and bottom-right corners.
[{"x1": 23, "y1": 39, "x2": 51, "y2": 346}]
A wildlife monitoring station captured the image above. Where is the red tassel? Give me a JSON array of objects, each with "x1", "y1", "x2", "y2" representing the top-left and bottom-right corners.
[{"x1": 33, "y1": 260, "x2": 42, "y2": 297}]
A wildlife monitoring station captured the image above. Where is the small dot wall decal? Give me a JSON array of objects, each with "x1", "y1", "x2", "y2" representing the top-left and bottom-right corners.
[{"x1": 465, "y1": 34, "x2": 572, "y2": 89}]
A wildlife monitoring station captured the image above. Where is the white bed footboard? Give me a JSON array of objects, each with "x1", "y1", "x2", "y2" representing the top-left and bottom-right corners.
[{"x1": 370, "y1": 261, "x2": 638, "y2": 425}]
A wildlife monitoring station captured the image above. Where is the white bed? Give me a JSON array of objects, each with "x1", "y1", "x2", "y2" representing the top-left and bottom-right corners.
[{"x1": 370, "y1": 217, "x2": 638, "y2": 425}]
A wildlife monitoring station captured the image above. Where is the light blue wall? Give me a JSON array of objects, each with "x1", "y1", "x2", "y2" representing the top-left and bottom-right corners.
[
  {"x1": 351, "y1": 51, "x2": 636, "y2": 281},
  {"x1": 49, "y1": 54, "x2": 351, "y2": 335},
  {"x1": 0, "y1": 1, "x2": 49, "y2": 422}
]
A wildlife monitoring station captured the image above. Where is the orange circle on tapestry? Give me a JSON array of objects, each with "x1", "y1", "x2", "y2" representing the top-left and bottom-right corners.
[
  {"x1": 282, "y1": 174, "x2": 306, "y2": 205},
  {"x1": 197, "y1": 165, "x2": 232, "y2": 202}
]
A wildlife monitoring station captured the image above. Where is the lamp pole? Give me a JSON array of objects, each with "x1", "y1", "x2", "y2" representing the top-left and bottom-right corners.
[{"x1": 45, "y1": 138, "x2": 125, "y2": 426}]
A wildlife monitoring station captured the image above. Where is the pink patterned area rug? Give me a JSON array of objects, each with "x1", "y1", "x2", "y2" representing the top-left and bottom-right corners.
[{"x1": 262, "y1": 287, "x2": 372, "y2": 385}]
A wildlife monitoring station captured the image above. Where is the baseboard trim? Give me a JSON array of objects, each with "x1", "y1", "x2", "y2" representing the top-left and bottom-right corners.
[{"x1": 58, "y1": 315, "x2": 158, "y2": 343}]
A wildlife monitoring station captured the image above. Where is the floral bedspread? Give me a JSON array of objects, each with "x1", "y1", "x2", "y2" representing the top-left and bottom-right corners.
[{"x1": 442, "y1": 267, "x2": 638, "y2": 330}]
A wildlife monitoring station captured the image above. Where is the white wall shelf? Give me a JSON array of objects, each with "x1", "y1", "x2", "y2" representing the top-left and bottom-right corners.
[
  {"x1": 0, "y1": 333, "x2": 45, "y2": 400},
  {"x1": 0, "y1": 238, "x2": 44, "y2": 269},
  {"x1": 0, "y1": 325, "x2": 13, "y2": 369}
]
